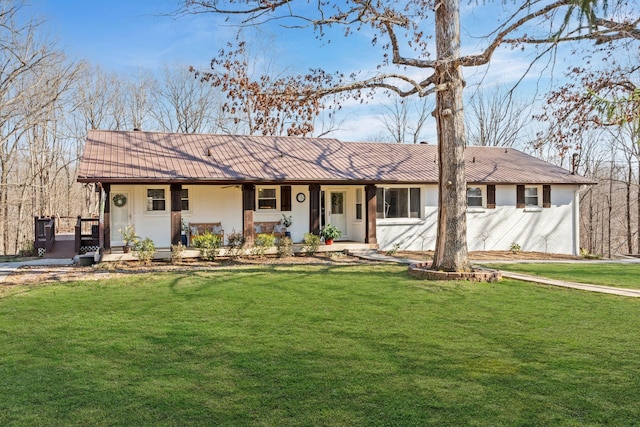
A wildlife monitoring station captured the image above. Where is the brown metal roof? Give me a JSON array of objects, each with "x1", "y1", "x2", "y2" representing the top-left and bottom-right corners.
[{"x1": 77, "y1": 130, "x2": 595, "y2": 185}]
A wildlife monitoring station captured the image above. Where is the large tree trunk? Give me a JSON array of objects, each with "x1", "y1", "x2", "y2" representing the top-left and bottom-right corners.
[
  {"x1": 626, "y1": 157, "x2": 632, "y2": 254},
  {"x1": 0, "y1": 164, "x2": 8, "y2": 255},
  {"x1": 431, "y1": 0, "x2": 470, "y2": 272}
]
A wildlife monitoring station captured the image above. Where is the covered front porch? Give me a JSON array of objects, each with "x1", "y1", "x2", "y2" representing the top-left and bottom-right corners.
[{"x1": 95, "y1": 182, "x2": 379, "y2": 253}]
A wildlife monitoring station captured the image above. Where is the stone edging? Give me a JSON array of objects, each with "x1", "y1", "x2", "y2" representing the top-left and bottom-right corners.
[{"x1": 408, "y1": 262, "x2": 502, "y2": 282}]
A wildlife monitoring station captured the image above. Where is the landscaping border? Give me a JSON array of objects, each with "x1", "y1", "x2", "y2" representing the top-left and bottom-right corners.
[{"x1": 408, "y1": 262, "x2": 502, "y2": 282}]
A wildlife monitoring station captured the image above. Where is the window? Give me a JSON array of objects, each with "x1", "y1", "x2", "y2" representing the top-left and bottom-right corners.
[
  {"x1": 355, "y1": 188, "x2": 363, "y2": 220},
  {"x1": 146, "y1": 189, "x2": 165, "y2": 211},
  {"x1": 258, "y1": 188, "x2": 277, "y2": 210},
  {"x1": 376, "y1": 187, "x2": 421, "y2": 219},
  {"x1": 280, "y1": 186, "x2": 292, "y2": 211},
  {"x1": 467, "y1": 187, "x2": 483, "y2": 207},
  {"x1": 525, "y1": 187, "x2": 539, "y2": 206},
  {"x1": 181, "y1": 189, "x2": 189, "y2": 211}
]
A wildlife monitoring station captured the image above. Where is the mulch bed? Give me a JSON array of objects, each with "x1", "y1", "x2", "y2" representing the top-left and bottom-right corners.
[
  {"x1": 0, "y1": 253, "x2": 374, "y2": 286},
  {"x1": 1, "y1": 251, "x2": 581, "y2": 286}
]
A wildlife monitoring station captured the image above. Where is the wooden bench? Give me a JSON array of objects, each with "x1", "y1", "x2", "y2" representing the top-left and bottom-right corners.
[
  {"x1": 189, "y1": 222, "x2": 224, "y2": 244},
  {"x1": 254, "y1": 221, "x2": 285, "y2": 239}
]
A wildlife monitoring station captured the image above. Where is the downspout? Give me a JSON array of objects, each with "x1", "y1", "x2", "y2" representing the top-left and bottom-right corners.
[{"x1": 573, "y1": 185, "x2": 586, "y2": 256}]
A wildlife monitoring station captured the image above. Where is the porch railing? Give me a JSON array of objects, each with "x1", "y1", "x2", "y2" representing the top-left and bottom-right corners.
[
  {"x1": 34, "y1": 216, "x2": 56, "y2": 254},
  {"x1": 74, "y1": 216, "x2": 100, "y2": 254}
]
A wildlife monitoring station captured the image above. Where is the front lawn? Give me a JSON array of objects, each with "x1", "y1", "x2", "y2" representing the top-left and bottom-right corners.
[
  {"x1": 1, "y1": 264, "x2": 639, "y2": 426},
  {"x1": 484, "y1": 262, "x2": 640, "y2": 290}
]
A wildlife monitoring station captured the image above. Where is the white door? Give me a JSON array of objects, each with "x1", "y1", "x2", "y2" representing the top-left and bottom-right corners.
[
  {"x1": 110, "y1": 191, "x2": 131, "y2": 245},
  {"x1": 328, "y1": 191, "x2": 347, "y2": 239}
]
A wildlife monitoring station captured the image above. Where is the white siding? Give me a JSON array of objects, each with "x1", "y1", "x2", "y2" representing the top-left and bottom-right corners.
[
  {"x1": 376, "y1": 185, "x2": 438, "y2": 252},
  {"x1": 377, "y1": 184, "x2": 580, "y2": 255},
  {"x1": 113, "y1": 183, "x2": 580, "y2": 255}
]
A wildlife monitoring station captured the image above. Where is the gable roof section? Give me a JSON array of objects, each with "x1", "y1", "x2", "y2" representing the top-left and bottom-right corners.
[{"x1": 78, "y1": 130, "x2": 595, "y2": 185}]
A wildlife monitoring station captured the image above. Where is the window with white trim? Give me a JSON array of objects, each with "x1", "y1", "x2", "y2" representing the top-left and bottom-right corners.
[
  {"x1": 146, "y1": 189, "x2": 166, "y2": 211},
  {"x1": 525, "y1": 187, "x2": 539, "y2": 206},
  {"x1": 355, "y1": 188, "x2": 363, "y2": 220},
  {"x1": 376, "y1": 187, "x2": 421, "y2": 219},
  {"x1": 257, "y1": 188, "x2": 277, "y2": 210},
  {"x1": 181, "y1": 189, "x2": 189, "y2": 211},
  {"x1": 467, "y1": 187, "x2": 483, "y2": 207}
]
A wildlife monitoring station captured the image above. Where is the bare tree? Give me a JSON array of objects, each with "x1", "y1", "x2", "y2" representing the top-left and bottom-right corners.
[
  {"x1": 0, "y1": 1, "x2": 78, "y2": 254},
  {"x1": 466, "y1": 87, "x2": 531, "y2": 147},
  {"x1": 123, "y1": 71, "x2": 153, "y2": 131},
  {"x1": 68, "y1": 64, "x2": 128, "y2": 216},
  {"x1": 541, "y1": 61, "x2": 640, "y2": 255},
  {"x1": 181, "y1": 0, "x2": 640, "y2": 271},
  {"x1": 150, "y1": 65, "x2": 222, "y2": 134},
  {"x1": 378, "y1": 97, "x2": 433, "y2": 144},
  {"x1": 71, "y1": 65, "x2": 123, "y2": 131}
]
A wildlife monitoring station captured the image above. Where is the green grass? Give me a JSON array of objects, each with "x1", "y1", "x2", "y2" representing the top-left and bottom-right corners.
[
  {"x1": 484, "y1": 263, "x2": 640, "y2": 290},
  {"x1": 1, "y1": 264, "x2": 640, "y2": 426}
]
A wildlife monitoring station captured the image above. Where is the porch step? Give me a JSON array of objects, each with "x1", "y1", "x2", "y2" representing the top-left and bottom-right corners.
[
  {"x1": 345, "y1": 249, "x2": 379, "y2": 257},
  {"x1": 346, "y1": 249, "x2": 420, "y2": 265}
]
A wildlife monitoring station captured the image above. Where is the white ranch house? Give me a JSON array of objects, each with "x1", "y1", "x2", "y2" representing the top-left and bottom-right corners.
[{"x1": 78, "y1": 130, "x2": 594, "y2": 255}]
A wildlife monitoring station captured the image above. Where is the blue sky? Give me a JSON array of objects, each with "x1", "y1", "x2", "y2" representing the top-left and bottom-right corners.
[
  {"x1": 34, "y1": 1, "x2": 225, "y2": 71},
  {"x1": 30, "y1": 1, "x2": 602, "y2": 143}
]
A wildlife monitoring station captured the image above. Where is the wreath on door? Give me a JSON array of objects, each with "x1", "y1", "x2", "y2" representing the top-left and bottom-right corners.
[{"x1": 112, "y1": 193, "x2": 127, "y2": 207}]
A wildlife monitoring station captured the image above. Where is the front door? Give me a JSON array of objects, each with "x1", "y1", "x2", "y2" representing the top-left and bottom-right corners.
[
  {"x1": 110, "y1": 191, "x2": 131, "y2": 246},
  {"x1": 328, "y1": 191, "x2": 347, "y2": 239}
]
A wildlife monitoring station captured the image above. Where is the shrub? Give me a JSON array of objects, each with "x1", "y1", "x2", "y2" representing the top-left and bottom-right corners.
[
  {"x1": 226, "y1": 230, "x2": 245, "y2": 258},
  {"x1": 119, "y1": 224, "x2": 139, "y2": 249},
  {"x1": 133, "y1": 237, "x2": 155, "y2": 265},
  {"x1": 510, "y1": 242, "x2": 522, "y2": 254},
  {"x1": 277, "y1": 236, "x2": 294, "y2": 258},
  {"x1": 192, "y1": 233, "x2": 222, "y2": 261},
  {"x1": 170, "y1": 242, "x2": 185, "y2": 264},
  {"x1": 385, "y1": 243, "x2": 401, "y2": 256},
  {"x1": 303, "y1": 233, "x2": 321, "y2": 256},
  {"x1": 252, "y1": 233, "x2": 276, "y2": 257},
  {"x1": 19, "y1": 240, "x2": 36, "y2": 257},
  {"x1": 580, "y1": 248, "x2": 601, "y2": 259}
]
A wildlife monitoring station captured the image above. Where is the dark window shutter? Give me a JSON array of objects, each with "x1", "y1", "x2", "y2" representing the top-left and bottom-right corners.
[
  {"x1": 543, "y1": 185, "x2": 551, "y2": 208},
  {"x1": 281, "y1": 186, "x2": 292, "y2": 211},
  {"x1": 486, "y1": 185, "x2": 496, "y2": 209},
  {"x1": 516, "y1": 185, "x2": 525, "y2": 208}
]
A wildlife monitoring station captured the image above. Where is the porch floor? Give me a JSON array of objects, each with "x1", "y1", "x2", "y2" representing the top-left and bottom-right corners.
[
  {"x1": 41, "y1": 233, "x2": 76, "y2": 260},
  {"x1": 100, "y1": 241, "x2": 378, "y2": 263}
]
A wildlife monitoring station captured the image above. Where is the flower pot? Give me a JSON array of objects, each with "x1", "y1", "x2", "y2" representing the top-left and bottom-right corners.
[
  {"x1": 325, "y1": 239, "x2": 333, "y2": 245},
  {"x1": 123, "y1": 245, "x2": 131, "y2": 253},
  {"x1": 285, "y1": 231, "x2": 291, "y2": 238},
  {"x1": 181, "y1": 234, "x2": 188, "y2": 246}
]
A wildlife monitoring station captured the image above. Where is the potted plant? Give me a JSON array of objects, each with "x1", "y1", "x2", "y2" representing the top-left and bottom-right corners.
[
  {"x1": 119, "y1": 224, "x2": 139, "y2": 253},
  {"x1": 320, "y1": 224, "x2": 342, "y2": 245},
  {"x1": 281, "y1": 214, "x2": 293, "y2": 237}
]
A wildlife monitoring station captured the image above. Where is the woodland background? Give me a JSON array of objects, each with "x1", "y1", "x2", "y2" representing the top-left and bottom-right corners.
[{"x1": 0, "y1": 1, "x2": 637, "y2": 257}]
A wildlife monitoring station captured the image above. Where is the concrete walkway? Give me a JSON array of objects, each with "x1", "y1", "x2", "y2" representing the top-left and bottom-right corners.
[
  {"x1": 0, "y1": 258, "x2": 74, "y2": 284},
  {"x1": 348, "y1": 250, "x2": 640, "y2": 298},
  {"x1": 498, "y1": 270, "x2": 640, "y2": 298}
]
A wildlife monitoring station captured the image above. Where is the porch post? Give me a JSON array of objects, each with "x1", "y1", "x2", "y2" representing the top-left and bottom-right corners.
[
  {"x1": 242, "y1": 184, "x2": 255, "y2": 246},
  {"x1": 365, "y1": 184, "x2": 377, "y2": 244},
  {"x1": 170, "y1": 184, "x2": 182, "y2": 246},
  {"x1": 103, "y1": 183, "x2": 111, "y2": 253},
  {"x1": 309, "y1": 184, "x2": 321, "y2": 235}
]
